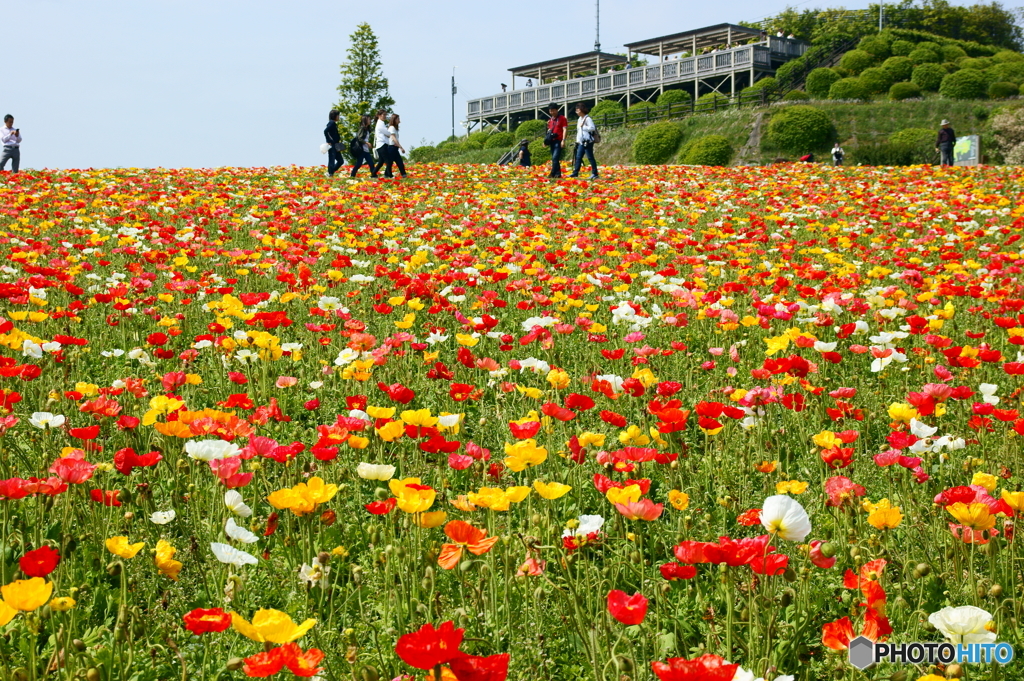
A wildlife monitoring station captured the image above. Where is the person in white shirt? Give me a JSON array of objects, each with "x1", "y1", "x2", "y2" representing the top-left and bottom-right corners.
[
  {"x1": 371, "y1": 109, "x2": 390, "y2": 176},
  {"x1": 831, "y1": 142, "x2": 845, "y2": 166},
  {"x1": 569, "y1": 102, "x2": 598, "y2": 180},
  {"x1": 384, "y1": 113, "x2": 407, "y2": 179},
  {"x1": 1, "y1": 115, "x2": 22, "y2": 172}
]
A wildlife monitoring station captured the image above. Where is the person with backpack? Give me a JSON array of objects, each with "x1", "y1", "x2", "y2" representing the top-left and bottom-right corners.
[
  {"x1": 349, "y1": 115, "x2": 377, "y2": 178},
  {"x1": 371, "y1": 110, "x2": 390, "y2": 177},
  {"x1": 545, "y1": 103, "x2": 567, "y2": 178},
  {"x1": 324, "y1": 110, "x2": 344, "y2": 177},
  {"x1": 831, "y1": 142, "x2": 844, "y2": 167},
  {"x1": 570, "y1": 102, "x2": 598, "y2": 180}
]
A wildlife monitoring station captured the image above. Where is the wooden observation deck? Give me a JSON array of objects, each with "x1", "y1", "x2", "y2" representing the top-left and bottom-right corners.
[{"x1": 466, "y1": 23, "x2": 807, "y2": 131}]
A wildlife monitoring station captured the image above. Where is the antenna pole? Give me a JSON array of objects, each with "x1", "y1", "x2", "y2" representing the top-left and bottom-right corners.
[{"x1": 595, "y1": 0, "x2": 601, "y2": 52}]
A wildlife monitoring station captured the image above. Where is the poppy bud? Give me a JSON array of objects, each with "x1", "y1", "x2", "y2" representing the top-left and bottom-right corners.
[
  {"x1": 225, "y1": 657, "x2": 245, "y2": 671},
  {"x1": 849, "y1": 547, "x2": 860, "y2": 559},
  {"x1": 819, "y1": 542, "x2": 836, "y2": 558},
  {"x1": 945, "y1": 664, "x2": 963, "y2": 678},
  {"x1": 374, "y1": 487, "x2": 389, "y2": 500},
  {"x1": 614, "y1": 656, "x2": 634, "y2": 673},
  {"x1": 533, "y1": 587, "x2": 545, "y2": 600},
  {"x1": 123, "y1": 512, "x2": 134, "y2": 521},
  {"x1": 86, "y1": 670, "x2": 101, "y2": 681},
  {"x1": 985, "y1": 540, "x2": 1000, "y2": 556},
  {"x1": 416, "y1": 602, "x2": 428, "y2": 616},
  {"x1": 351, "y1": 565, "x2": 363, "y2": 584},
  {"x1": 460, "y1": 560, "x2": 474, "y2": 573},
  {"x1": 780, "y1": 589, "x2": 795, "y2": 607},
  {"x1": 73, "y1": 639, "x2": 86, "y2": 652},
  {"x1": 106, "y1": 561, "x2": 121, "y2": 576},
  {"x1": 888, "y1": 672, "x2": 908, "y2": 681},
  {"x1": 783, "y1": 568, "x2": 797, "y2": 583},
  {"x1": 990, "y1": 584, "x2": 1004, "y2": 598},
  {"x1": 915, "y1": 562, "x2": 931, "y2": 576},
  {"x1": 360, "y1": 666, "x2": 380, "y2": 681},
  {"x1": 739, "y1": 607, "x2": 750, "y2": 621}
]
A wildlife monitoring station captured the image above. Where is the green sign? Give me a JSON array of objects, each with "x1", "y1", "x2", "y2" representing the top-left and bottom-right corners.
[{"x1": 954, "y1": 135, "x2": 980, "y2": 166}]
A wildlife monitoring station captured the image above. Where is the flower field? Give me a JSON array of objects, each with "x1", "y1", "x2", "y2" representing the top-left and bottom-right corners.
[{"x1": 0, "y1": 163, "x2": 1023, "y2": 681}]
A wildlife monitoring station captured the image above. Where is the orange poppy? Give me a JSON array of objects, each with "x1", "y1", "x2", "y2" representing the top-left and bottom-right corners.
[{"x1": 437, "y1": 521, "x2": 500, "y2": 570}]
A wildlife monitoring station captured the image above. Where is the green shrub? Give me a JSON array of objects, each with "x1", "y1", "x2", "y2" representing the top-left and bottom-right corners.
[
  {"x1": 460, "y1": 138, "x2": 483, "y2": 151},
  {"x1": 912, "y1": 63, "x2": 947, "y2": 91},
  {"x1": 839, "y1": 49, "x2": 876, "y2": 74},
  {"x1": 695, "y1": 92, "x2": 731, "y2": 110},
  {"x1": 881, "y1": 56, "x2": 914, "y2": 82},
  {"x1": 632, "y1": 121, "x2": 684, "y2": 164},
  {"x1": 806, "y1": 68, "x2": 842, "y2": 98},
  {"x1": 908, "y1": 47, "x2": 941, "y2": 65},
  {"x1": 514, "y1": 119, "x2": 547, "y2": 139},
  {"x1": 891, "y1": 39, "x2": 915, "y2": 56},
  {"x1": 889, "y1": 127, "x2": 934, "y2": 150},
  {"x1": 889, "y1": 81, "x2": 922, "y2": 100},
  {"x1": 409, "y1": 146, "x2": 437, "y2": 163},
  {"x1": 627, "y1": 101, "x2": 659, "y2": 122},
  {"x1": 1020, "y1": 83, "x2": 1024, "y2": 96},
  {"x1": 783, "y1": 89, "x2": 810, "y2": 101},
  {"x1": 994, "y1": 50, "x2": 1024, "y2": 63},
  {"x1": 528, "y1": 138, "x2": 549, "y2": 164},
  {"x1": 657, "y1": 89, "x2": 692, "y2": 106},
  {"x1": 988, "y1": 81, "x2": 1019, "y2": 99},
  {"x1": 917, "y1": 41, "x2": 941, "y2": 53},
  {"x1": 766, "y1": 105, "x2": 834, "y2": 153},
  {"x1": 590, "y1": 99, "x2": 625, "y2": 124},
  {"x1": 829, "y1": 77, "x2": 868, "y2": 100},
  {"x1": 959, "y1": 57, "x2": 994, "y2": 70},
  {"x1": 858, "y1": 37, "x2": 891, "y2": 59},
  {"x1": 747, "y1": 76, "x2": 777, "y2": 91},
  {"x1": 848, "y1": 142, "x2": 922, "y2": 166},
  {"x1": 468, "y1": 130, "x2": 492, "y2": 145},
  {"x1": 942, "y1": 45, "x2": 968, "y2": 62},
  {"x1": 939, "y1": 69, "x2": 989, "y2": 99},
  {"x1": 859, "y1": 67, "x2": 894, "y2": 94},
  {"x1": 679, "y1": 134, "x2": 732, "y2": 166},
  {"x1": 774, "y1": 60, "x2": 801, "y2": 87},
  {"x1": 989, "y1": 62, "x2": 1024, "y2": 85},
  {"x1": 484, "y1": 132, "x2": 515, "y2": 149}
]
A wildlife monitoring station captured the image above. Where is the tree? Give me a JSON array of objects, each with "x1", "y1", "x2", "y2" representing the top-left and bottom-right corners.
[{"x1": 333, "y1": 23, "x2": 395, "y2": 142}]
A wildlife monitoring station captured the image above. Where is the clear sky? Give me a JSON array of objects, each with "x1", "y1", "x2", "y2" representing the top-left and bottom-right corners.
[{"x1": 7, "y1": 0, "x2": 882, "y2": 170}]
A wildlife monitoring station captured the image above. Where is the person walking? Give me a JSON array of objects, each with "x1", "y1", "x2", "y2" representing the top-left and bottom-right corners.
[
  {"x1": 936, "y1": 119, "x2": 956, "y2": 167},
  {"x1": 831, "y1": 142, "x2": 845, "y2": 167},
  {"x1": 517, "y1": 139, "x2": 531, "y2": 167},
  {"x1": 350, "y1": 114, "x2": 377, "y2": 178},
  {"x1": 324, "y1": 110, "x2": 344, "y2": 177},
  {"x1": 371, "y1": 110, "x2": 390, "y2": 177},
  {"x1": 570, "y1": 102, "x2": 598, "y2": 180},
  {"x1": 1, "y1": 115, "x2": 22, "y2": 173},
  {"x1": 384, "y1": 113, "x2": 407, "y2": 179},
  {"x1": 545, "y1": 103, "x2": 567, "y2": 179}
]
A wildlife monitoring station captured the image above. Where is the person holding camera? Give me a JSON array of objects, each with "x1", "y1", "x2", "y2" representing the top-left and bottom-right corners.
[
  {"x1": 1, "y1": 115, "x2": 22, "y2": 172},
  {"x1": 545, "y1": 103, "x2": 567, "y2": 179},
  {"x1": 570, "y1": 102, "x2": 598, "y2": 180}
]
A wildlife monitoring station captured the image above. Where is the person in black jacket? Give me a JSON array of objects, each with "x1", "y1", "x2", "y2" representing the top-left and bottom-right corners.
[
  {"x1": 324, "y1": 111, "x2": 343, "y2": 177},
  {"x1": 936, "y1": 119, "x2": 956, "y2": 167},
  {"x1": 350, "y1": 115, "x2": 377, "y2": 178}
]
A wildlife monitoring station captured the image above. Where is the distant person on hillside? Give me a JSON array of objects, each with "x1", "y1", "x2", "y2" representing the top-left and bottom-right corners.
[
  {"x1": 324, "y1": 110, "x2": 344, "y2": 177},
  {"x1": 350, "y1": 114, "x2": 377, "y2": 179},
  {"x1": 384, "y1": 113, "x2": 407, "y2": 179},
  {"x1": 831, "y1": 142, "x2": 845, "y2": 166},
  {"x1": 545, "y1": 103, "x2": 568, "y2": 179},
  {"x1": 501, "y1": 83, "x2": 507, "y2": 92},
  {"x1": 517, "y1": 139, "x2": 531, "y2": 167},
  {"x1": 936, "y1": 119, "x2": 956, "y2": 166},
  {"x1": 526, "y1": 79, "x2": 533, "y2": 87},
  {"x1": 570, "y1": 102, "x2": 598, "y2": 180},
  {"x1": 371, "y1": 110, "x2": 390, "y2": 176},
  {"x1": 799, "y1": 153, "x2": 815, "y2": 163},
  {"x1": 1, "y1": 115, "x2": 22, "y2": 173}
]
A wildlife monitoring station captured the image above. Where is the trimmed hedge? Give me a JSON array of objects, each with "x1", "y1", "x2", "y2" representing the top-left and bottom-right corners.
[
  {"x1": 766, "y1": 105, "x2": 834, "y2": 153},
  {"x1": 912, "y1": 63, "x2": 947, "y2": 91},
  {"x1": 959, "y1": 57, "x2": 994, "y2": 70},
  {"x1": 889, "y1": 81, "x2": 923, "y2": 100},
  {"x1": 989, "y1": 81, "x2": 1019, "y2": 99},
  {"x1": 889, "y1": 127, "x2": 934, "y2": 149},
  {"x1": 678, "y1": 134, "x2": 733, "y2": 166},
  {"x1": 881, "y1": 56, "x2": 914, "y2": 82},
  {"x1": 657, "y1": 89, "x2": 692, "y2": 106},
  {"x1": 515, "y1": 120, "x2": 547, "y2": 139},
  {"x1": 484, "y1": 132, "x2": 515, "y2": 149},
  {"x1": 696, "y1": 92, "x2": 731, "y2": 109},
  {"x1": 859, "y1": 67, "x2": 894, "y2": 94},
  {"x1": 806, "y1": 68, "x2": 842, "y2": 98},
  {"x1": 591, "y1": 99, "x2": 625, "y2": 117},
  {"x1": 995, "y1": 50, "x2": 1024, "y2": 63},
  {"x1": 746, "y1": 76, "x2": 777, "y2": 92},
  {"x1": 632, "y1": 121, "x2": 684, "y2": 164},
  {"x1": 942, "y1": 45, "x2": 968, "y2": 62},
  {"x1": 990, "y1": 62, "x2": 1024, "y2": 85},
  {"x1": 858, "y1": 36, "x2": 891, "y2": 59},
  {"x1": 939, "y1": 69, "x2": 989, "y2": 99},
  {"x1": 839, "y1": 49, "x2": 876, "y2": 74},
  {"x1": 829, "y1": 77, "x2": 868, "y2": 100},
  {"x1": 783, "y1": 90, "x2": 810, "y2": 101},
  {"x1": 891, "y1": 39, "x2": 915, "y2": 56},
  {"x1": 908, "y1": 47, "x2": 941, "y2": 64}
]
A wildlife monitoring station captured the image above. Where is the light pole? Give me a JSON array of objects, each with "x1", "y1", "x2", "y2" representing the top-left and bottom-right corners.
[{"x1": 451, "y1": 67, "x2": 457, "y2": 140}]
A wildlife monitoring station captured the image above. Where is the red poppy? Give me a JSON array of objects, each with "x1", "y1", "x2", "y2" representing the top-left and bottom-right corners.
[
  {"x1": 243, "y1": 647, "x2": 286, "y2": 677},
  {"x1": 182, "y1": 607, "x2": 232, "y2": 635},
  {"x1": 395, "y1": 621, "x2": 466, "y2": 670},
  {"x1": 606, "y1": 590, "x2": 648, "y2": 625},
  {"x1": 377, "y1": 382, "x2": 416, "y2": 404},
  {"x1": 651, "y1": 654, "x2": 739, "y2": 681},
  {"x1": 448, "y1": 653, "x2": 510, "y2": 681},
  {"x1": 280, "y1": 642, "x2": 325, "y2": 677},
  {"x1": 365, "y1": 498, "x2": 397, "y2": 515},
  {"x1": 90, "y1": 489, "x2": 122, "y2": 506},
  {"x1": 67, "y1": 425, "x2": 101, "y2": 440},
  {"x1": 659, "y1": 562, "x2": 697, "y2": 581},
  {"x1": 20, "y1": 545, "x2": 60, "y2": 577}
]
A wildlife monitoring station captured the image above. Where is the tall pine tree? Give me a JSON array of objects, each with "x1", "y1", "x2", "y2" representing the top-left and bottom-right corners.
[{"x1": 334, "y1": 23, "x2": 395, "y2": 143}]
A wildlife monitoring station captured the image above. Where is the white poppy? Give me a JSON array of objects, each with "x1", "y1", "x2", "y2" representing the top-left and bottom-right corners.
[
  {"x1": 356, "y1": 463, "x2": 396, "y2": 481},
  {"x1": 186, "y1": 439, "x2": 240, "y2": 461},
  {"x1": 563, "y1": 514, "x2": 605, "y2": 538},
  {"x1": 298, "y1": 555, "x2": 330, "y2": 588},
  {"x1": 813, "y1": 341, "x2": 837, "y2": 353},
  {"x1": 224, "y1": 490, "x2": 253, "y2": 517},
  {"x1": 928, "y1": 605, "x2": 996, "y2": 644},
  {"x1": 760, "y1": 495, "x2": 812, "y2": 542},
  {"x1": 21, "y1": 339, "x2": 43, "y2": 358},
  {"x1": 225, "y1": 518, "x2": 259, "y2": 544},
  {"x1": 29, "y1": 412, "x2": 66, "y2": 430},
  {"x1": 210, "y1": 542, "x2": 258, "y2": 567},
  {"x1": 150, "y1": 510, "x2": 176, "y2": 525},
  {"x1": 909, "y1": 418, "x2": 938, "y2": 438},
  {"x1": 979, "y1": 383, "x2": 1000, "y2": 405}
]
